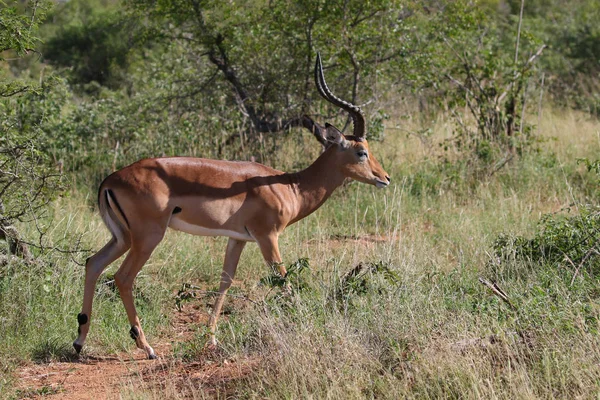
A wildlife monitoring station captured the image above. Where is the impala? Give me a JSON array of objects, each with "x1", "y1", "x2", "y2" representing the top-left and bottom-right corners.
[{"x1": 73, "y1": 54, "x2": 391, "y2": 359}]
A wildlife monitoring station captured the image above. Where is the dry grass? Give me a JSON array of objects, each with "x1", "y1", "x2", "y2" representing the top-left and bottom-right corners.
[{"x1": 3, "y1": 108, "x2": 600, "y2": 399}]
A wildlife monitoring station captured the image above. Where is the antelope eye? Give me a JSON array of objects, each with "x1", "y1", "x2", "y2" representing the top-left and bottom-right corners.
[{"x1": 357, "y1": 150, "x2": 368, "y2": 160}]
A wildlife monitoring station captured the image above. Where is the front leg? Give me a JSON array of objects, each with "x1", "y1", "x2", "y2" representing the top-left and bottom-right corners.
[{"x1": 256, "y1": 234, "x2": 290, "y2": 292}]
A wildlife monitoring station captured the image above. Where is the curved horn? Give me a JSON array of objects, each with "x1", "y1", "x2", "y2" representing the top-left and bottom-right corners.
[{"x1": 314, "y1": 53, "x2": 366, "y2": 138}]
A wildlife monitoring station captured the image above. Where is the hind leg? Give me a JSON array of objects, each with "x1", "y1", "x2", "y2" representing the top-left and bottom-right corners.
[
  {"x1": 74, "y1": 238, "x2": 130, "y2": 354},
  {"x1": 207, "y1": 238, "x2": 246, "y2": 347},
  {"x1": 114, "y1": 231, "x2": 163, "y2": 359}
]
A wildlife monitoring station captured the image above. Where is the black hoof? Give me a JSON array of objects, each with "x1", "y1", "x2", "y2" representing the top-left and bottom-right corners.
[
  {"x1": 148, "y1": 353, "x2": 157, "y2": 360},
  {"x1": 73, "y1": 342, "x2": 82, "y2": 354}
]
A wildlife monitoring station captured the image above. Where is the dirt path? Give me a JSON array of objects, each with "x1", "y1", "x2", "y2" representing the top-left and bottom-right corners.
[
  {"x1": 17, "y1": 352, "x2": 160, "y2": 399},
  {"x1": 14, "y1": 305, "x2": 259, "y2": 399}
]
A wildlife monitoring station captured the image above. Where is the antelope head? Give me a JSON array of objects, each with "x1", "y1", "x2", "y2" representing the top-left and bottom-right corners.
[{"x1": 314, "y1": 53, "x2": 390, "y2": 188}]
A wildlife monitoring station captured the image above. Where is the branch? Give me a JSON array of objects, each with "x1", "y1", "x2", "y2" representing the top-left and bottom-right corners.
[
  {"x1": 497, "y1": 45, "x2": 547, "y2": 104},
  {"x1": 445, "y1": 74, "x2": 473, "y2": 96},
  {"x1": 514, "y1": 0, "x2": 525, "y2": 65},
  {"x1": 479, "y1": 277, "x2": 515, "y2": 310},
  {"x1": 351, "y1": 8, "x2": 384, "y2": 28},
  {"x1": 570, "y1": 237, "x2": 600, "y2": 286},
  {"x1": 488, "y1": 153, "x2": 515, "y2": 177},
  {"x1": 0, "y1": 85, "x2": 30, "y2": 97},
  {"x1": 523, "y1": 45, "x2": 547, "y2": 70}
]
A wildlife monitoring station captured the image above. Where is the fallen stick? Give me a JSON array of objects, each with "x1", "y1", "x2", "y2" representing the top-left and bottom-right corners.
[{"x1": 478, "y1": 277, "x2": 516, "y2": 310}]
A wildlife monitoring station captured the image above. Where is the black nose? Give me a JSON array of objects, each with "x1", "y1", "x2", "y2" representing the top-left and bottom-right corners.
[{"x1": 386, "y1": 175, "x2": 391, "y2": 182}]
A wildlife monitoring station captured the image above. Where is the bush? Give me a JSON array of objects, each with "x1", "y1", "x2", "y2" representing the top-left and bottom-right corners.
[{"x1": 493, "y1": 205, "x2": 600, "y2": 279}]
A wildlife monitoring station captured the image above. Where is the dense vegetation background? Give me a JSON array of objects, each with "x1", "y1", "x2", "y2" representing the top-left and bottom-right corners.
[{"x1": 1, "y1": 0, "x2": 600, "y2": 398}]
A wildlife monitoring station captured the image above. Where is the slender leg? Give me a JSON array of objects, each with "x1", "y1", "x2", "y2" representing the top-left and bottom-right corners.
[
  {"x1": 207, "y1": 238, "x2": 246, "y2": 347},
  {"x1": 256, "y1": 234, "x2": 290, "y2": 291},
  {"x1": 73, "y1": 238, "x2": 129, "y2": 354},
  {"x1": 114, "y1": 233, "x2": 163, "y2": 359}
]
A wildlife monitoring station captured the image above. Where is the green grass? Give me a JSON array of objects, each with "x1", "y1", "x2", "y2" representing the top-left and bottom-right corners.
[{"x1": 2, "y1": 108, "x2": 600, "y2": 398}]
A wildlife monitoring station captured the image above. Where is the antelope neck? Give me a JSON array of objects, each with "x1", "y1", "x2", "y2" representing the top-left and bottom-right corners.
[{"x1": 288, "y1": 147, "x2": 346, "y2": 223}]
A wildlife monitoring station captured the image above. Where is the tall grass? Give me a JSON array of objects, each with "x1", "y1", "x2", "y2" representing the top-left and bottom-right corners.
[{"x1": 1, "y1": 108, "x2": 600, "y2": 398}]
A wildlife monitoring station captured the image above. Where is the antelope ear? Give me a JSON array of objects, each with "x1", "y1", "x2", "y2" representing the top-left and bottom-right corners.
[{"x1": 325, "y1": 123, "x2": 348, "y2": 147}]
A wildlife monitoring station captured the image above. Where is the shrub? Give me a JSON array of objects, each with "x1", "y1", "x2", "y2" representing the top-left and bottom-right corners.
[{"x1": 493, "y1": 205, "x2": 600, "y2": 279}]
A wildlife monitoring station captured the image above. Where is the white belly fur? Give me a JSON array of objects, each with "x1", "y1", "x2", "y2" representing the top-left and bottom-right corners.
[{"x1": 169, "y1": 216, "x2": 255, "y2": 242}]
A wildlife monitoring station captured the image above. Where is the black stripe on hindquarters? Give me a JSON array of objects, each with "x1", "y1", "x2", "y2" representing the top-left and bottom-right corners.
[{"x1": 106, "y1": 189, "x2": 130, "y2": 227}]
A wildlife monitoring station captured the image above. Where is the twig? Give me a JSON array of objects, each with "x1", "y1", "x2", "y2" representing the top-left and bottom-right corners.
[
  {"x1": 523, "y1": 45, "x2": 547, "y2": 70},
  {"x1": 519, "y1": 79, "x2": 529, "y2": 136},
  {"x1": 479, "y1": 277, "x2": 516, "y2": 310},
  {"x1": 445, "y1": 74, "x2": 473, "y2": 97},
  {"x1": 489, "y1": 154, "x2": 515, "y2": 177},
  {"x1": 28, "y1": 0, "x2": 40, "y2": 35}
]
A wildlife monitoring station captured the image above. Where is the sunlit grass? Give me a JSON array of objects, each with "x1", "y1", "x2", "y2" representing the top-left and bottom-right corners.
[{"x1": 2, "y1": 108, "x2": 600, "y2": 398}]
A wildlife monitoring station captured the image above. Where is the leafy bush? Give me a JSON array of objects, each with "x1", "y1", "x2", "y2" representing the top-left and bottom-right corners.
[
  {"x1": 0, "y1": 1, "x2": 67, "y2": 257},
  {"x1": 422, "y1": 1, "x2": 547, "y2": 169},
  {"x1": 493, "y1": 156, "x2": 600, "y2": 279},
  {"x1": 493, "y1": 206, "x2": 600, "y2": 278}
]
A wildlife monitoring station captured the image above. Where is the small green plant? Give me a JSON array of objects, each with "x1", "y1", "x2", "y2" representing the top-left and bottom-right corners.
[
  {"x1": 578, "y1": 157, "x2": 600, "y2": 176},
  {"x1": 174, "y1": 282, "x2": 203, "y2": 311},
  {"x1": 259, "y1": 258, "x2": 311, "y2": 293},
  {"x1": 336, "y1": 261, "x2": 400, "y2": 302}
]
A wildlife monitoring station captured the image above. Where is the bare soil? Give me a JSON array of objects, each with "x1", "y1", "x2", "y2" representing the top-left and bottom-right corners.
[{"x1": 14, "y1": 305, "x2": 259, "y2": 399}]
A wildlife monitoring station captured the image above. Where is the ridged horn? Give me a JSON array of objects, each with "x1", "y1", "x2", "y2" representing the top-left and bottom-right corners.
[{"x1": 314, "y1": 53, "x2": 366, "y2": 138}]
